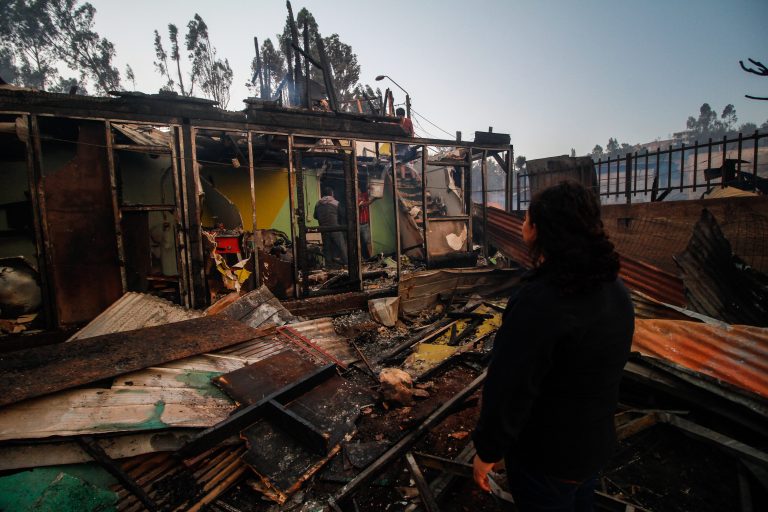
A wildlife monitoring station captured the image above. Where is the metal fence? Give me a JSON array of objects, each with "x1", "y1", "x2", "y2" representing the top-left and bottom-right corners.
[{"x1": 513, "y1": 130, "x2": 767, "y2": 208}]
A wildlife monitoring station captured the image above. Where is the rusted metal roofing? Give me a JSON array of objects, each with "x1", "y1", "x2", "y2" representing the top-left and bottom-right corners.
[
  {"x1": 485, "y1": 206, "x2": 686, "y2": 306},
  {"x1": 619, "y1": 255, "x2": 686, "y2": 307},
  {"x1": 281, "y1": 318, "x2": 357, "y2": 366},
  {"x1": 113, "y1": 444, "x2": 247, "y2": 511},
  {"x1": 629, "y1": 290, "x2": 698, "y2": 321},
  {"x1": 485, "y1": 207, "x2": 532, "y2": 267},
  {"x1": 633, "y1": 319, "x2": 768, "y2": 399},
  {"x1": 601, "y1": 196, "x2": 768, "y2": 276},
  {"x1": 675, "y1": 209, "x2": 768, "y2": 327},
  {"x1": 67, "y1": 292, "x2": 201, "y2": 341}
]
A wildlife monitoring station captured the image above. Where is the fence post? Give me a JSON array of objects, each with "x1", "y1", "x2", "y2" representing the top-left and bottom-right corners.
[
  {"x1": 625, "y1": 153, "x2": 632, "y2": 204},
  {"x1": 753, "y1": 130, "x2": 759, "y2": 187}
]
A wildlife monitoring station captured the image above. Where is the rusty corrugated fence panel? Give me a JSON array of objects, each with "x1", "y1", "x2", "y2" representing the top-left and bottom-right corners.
[
  {"x1": 634, "y1": 319, "x2": 768, "y2": 399},
  {"x1": 486, "y1": 206, "x2": 686, "y2": 306},
  {"x1": 486, "y1": 207, "x2": 532, "y2": 267},
  {"x1": 676, "y1": 209, "x2": 768, "y2": 326},
  {"x1": 619, "y1": 255, "x2": 686, "y2": 307}
]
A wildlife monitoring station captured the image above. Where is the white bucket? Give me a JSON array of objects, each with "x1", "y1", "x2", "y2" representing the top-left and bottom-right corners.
[{"x1": 368, "y1": 178, "x2": 385, "y2": 198}]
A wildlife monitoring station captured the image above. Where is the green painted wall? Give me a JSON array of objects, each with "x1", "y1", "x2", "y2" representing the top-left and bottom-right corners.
[
  {"x1": 0, "y1": 158, "x2": 36, "y2": 263},
  {"x1": 118, "y1": 151, "x2": 174, "y2": 206},
  {"x1": 369, "y1": 175, "x2": 397, "y2": 255}
]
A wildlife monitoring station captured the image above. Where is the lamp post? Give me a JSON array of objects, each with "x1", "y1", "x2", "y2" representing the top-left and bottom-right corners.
[{"x1": 375, "y1": 75, "x2": 410, "y2": 118}]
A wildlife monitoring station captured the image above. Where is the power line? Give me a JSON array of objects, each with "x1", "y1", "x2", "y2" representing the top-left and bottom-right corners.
[
  {"x1": 410, "y1": 108, "x2": 455, "y2": 138},
  {"x1": 410, "y1": 116, "x2": 439, "y2": 139}
]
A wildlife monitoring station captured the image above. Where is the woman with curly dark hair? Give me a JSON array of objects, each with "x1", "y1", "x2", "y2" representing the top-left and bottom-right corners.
[{"x1": 472, "y1": 181, "x2": 634, "y2": 512}]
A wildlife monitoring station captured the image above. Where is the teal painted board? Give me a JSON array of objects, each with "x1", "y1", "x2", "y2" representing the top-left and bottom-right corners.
[{"x1": 0, "y1": 466, "x2": 118, "y2": 512}]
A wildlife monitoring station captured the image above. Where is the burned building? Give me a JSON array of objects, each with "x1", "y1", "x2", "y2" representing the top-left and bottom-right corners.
[
  {"x1": 1, "y1": 72, "x2": 767, "y2": 512},
  {"x1": 0, "y1": 86, "x2": 513, "y2": 331}
]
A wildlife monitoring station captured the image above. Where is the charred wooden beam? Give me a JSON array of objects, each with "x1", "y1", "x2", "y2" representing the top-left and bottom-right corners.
[
  {"x1": 263, "y1": 400, "x2": 329, "y2": 456},
  {"x1": 615, "y1": 412, "x2": 658, "y2": 441},
  {"x1": 316, "y1": 34, "x2": 339, "y2": 112},
  {"x1": 657, "y1": 412, "x2": 768, "y2": 467},
  {"x1": 0, "y1": 317, "x2": 267, "y2": 407},
  {"x1": 413, "y1": 452, "x2": 473, "y2": 479},
  {"x1": 281, "y1": 291, "x2": 374, "y2": 318},
  {"x1": 177, "y1": 363, "x2": 336, "y2": 459},
  {"x1": 328, "y1": 370, "x2": 487, "y2": 510},
  {"x1": 404, "y1": 452, "x2": 440, "y2": 512},
  {"x1": 291, "y1": 42, "x2": 322, "y2": 69}
]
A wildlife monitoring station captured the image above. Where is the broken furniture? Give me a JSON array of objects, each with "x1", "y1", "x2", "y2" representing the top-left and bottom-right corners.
[{"x1": 177, "y1": 350, "x2": 372, "y2": 504}]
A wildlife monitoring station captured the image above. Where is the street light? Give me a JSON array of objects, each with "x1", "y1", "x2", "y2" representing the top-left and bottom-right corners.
[{"x1": 375, "y1": 74, "x2": 410, "y2": 118}]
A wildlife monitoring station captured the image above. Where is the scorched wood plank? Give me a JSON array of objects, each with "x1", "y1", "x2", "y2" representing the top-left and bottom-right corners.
[{"x1": 0, "y1": 316, "x2": 264, "y2": 407}]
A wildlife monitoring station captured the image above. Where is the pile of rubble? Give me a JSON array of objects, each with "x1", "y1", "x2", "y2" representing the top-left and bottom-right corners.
[{"x1": 1, "y1": 251, "x2": 767, "y2": 511}]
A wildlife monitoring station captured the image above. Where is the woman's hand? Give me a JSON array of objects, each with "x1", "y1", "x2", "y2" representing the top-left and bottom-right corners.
[{"x1": 473, "y1": 454, "x2": 496, "y2": 492}]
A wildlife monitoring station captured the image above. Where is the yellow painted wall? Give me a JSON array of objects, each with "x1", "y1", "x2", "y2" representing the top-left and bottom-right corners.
[{"x1": 200, "y1": 166, "x2": 296, "y2": 236}]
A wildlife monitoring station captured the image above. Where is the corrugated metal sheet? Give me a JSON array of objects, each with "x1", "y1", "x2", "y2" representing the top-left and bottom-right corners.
[
  {"x1": 112, "y1": 122, "x2": 172, "y2": 152},
  {"x1": 630, "y1": 290, "x2": 698, "y2": 321},
  {"x1": 215, "y1": 286, "x2": 296, "y2": 329},
  {"x1": 485, "y1": 207, "x2": 532, "y2": 267},
  {"x1": 619, "y1": 255, "x2": 686, "y2": 307},
  {"x1": 601, "y1": 197, "x2": 768, "y2": 276},
  {"x1": 279, "y1": 318, "x2": 358, "y2": 366},
  {"x1": 218, "y1": 334, "x2": 288, "y2": 363},
  {"x1": 289, "y1": 318, "x2": 339, "y2": 340},
  {"x1": 114, "y1": 443, "x2": 247, "y2": 511},
  {"x1": 485, "y1": 206, "x2": 686, "y2": 307},
  {"x1": 675, "y1": 209, "x2": 768, "y2": 326},
  {"x1": 68, "y1": 292, "x2": 202, "y2": 341},
  {"x1": 633, "y1": 319, "x2": 768, "y2": 399},
  {"x1": 398, "y1": 265, "x2": 524, "y2": 315}
]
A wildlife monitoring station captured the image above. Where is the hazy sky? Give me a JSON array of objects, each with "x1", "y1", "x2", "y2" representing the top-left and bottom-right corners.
[{"x1": 87, "y1": 0, "x2": 768, "y2": 159}]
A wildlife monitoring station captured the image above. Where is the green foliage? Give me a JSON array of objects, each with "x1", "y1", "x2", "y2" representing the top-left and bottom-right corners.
[
  {"x1": 685, "y1": 102, "x2": 757, "y2": 141},
  {"x1": 153, "y1": 13, "x2": 232, "y2": 106},
  {"x1": 49, "y1": 75, "x2": 85, "y2": 94},
  {"x1": 0, "y1": 46, "x2": 18, "y2": 84},
  {"x1": 515, "y1": 155, "x2": 527, "y2": 171},
  {"x1": 46, "y1": 0, "x2": 121, "y2": 92},
  {"x1": 247, "y1": 38, "x2": 285, "y2": 97},
  {"x1": 125, "y1": 64, "x2": 136, "y2": 90},
  {"x1": 721, "y1": 103, "x2": 737, "y2": 130},
  {"x1": 153, "y1": 23, "x2": 193, "y2": 96},
  {"x1": 4, "y1": 0, "x2": 59, "y2": 89},
  {"x1": 276, "y1": 5, "x2": 362, "y2": 105},
  {"x1": 351, "y1": 83, "x2": 382, "y2": 113},
  {"x1": 186, "y1": 14, "x2": 233, "y2": 108},
  {"x1": 606, "y1": 137, "x2": 620, "y2": 156},
  {"x1": 322, "y1": 33, "x2": 360, "y2": 99},
  {"x1": 1, "y1": 0, "x2": 120, "y2": 93}
]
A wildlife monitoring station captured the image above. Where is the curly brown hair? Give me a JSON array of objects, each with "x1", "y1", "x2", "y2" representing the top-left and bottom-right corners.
[{"x1": 528, "y1": 181, "x2": 619, "y2": 293}]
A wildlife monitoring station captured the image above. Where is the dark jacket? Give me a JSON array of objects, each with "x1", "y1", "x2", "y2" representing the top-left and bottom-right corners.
[
  {"x1": 472, "y1": 269, "x2": 634, "y2": 480},
  {"x1": 313, "y1": 196, "x2": 340, "y2": 226}
]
